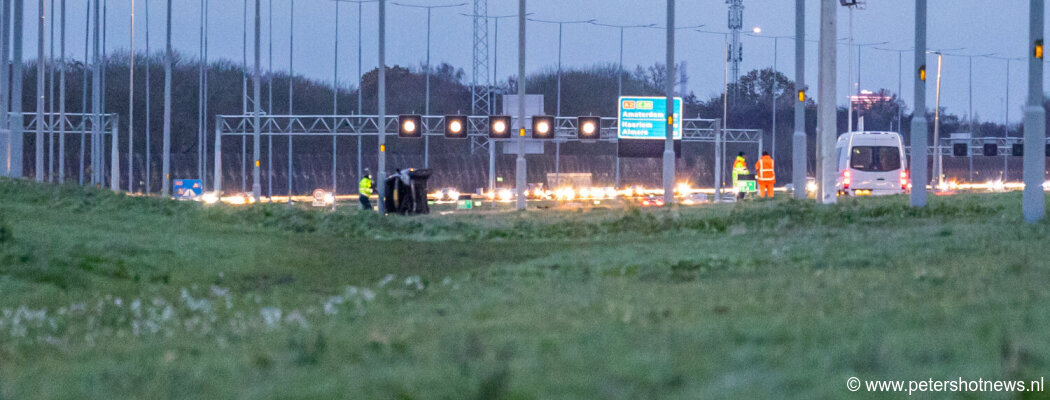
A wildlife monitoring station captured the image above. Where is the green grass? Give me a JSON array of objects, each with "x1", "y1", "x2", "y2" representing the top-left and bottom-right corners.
[{"x1": 1, "y1": 178, "x2": 1049, "y2": 399}]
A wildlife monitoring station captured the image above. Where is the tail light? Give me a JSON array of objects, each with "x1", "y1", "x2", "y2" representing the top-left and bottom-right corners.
[
  {"x1": 900, "y1": 170, "x2": 909, "y2": 190},
  {"x1": 843, "y1": 170, "x2": 851, "y2": 190}
]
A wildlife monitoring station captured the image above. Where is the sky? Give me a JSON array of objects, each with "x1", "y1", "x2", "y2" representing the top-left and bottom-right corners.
[{"x1": 13, "y1": 0, "x2": 1046, "y2": 126}]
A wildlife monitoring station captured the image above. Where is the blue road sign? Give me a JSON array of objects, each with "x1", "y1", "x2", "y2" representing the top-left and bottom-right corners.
[
  {"x1": 617, "y1": 96, "x2": 683, "y2": 140},
  {"x1": 173, "y1": 179, "x2": 203, "y2": 199}
]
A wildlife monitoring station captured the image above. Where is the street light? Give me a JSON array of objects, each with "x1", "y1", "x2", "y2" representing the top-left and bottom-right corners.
[
  {"x1": 745, "y1": 30, "x2": 795, "y2": 161},
  {"x1": 334, "y1": 0, "x2": 378, "y2": 191},
  {"x1": 590, "y1": 21, "x2": 656, "y2": 187},
  {"x1": 393, "y1": 1, "x2": 466, "y2": 168},
  {"x1": 526, "y1": 17, "x2": 596, "y2": 117}
]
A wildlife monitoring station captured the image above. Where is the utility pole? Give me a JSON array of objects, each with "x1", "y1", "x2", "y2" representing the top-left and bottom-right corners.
[
  {"x1": 252, "y1": 0, "x2": 261, "y2": 202},
  {"x1": 514, "y1": 0, "x2": 525, "y2": 211},
  {"x1": 1023, "y1": 0, "x2": 1044, "y2": 222},
  {"x1": 128, "y1": 0, "x2": 134, "y2": 191},
  {"x1": 11, "y1": 0, "x2": 23, "y2": 179},
  {"x1": 932, "y1": 51, "x2": 942, "y2": 188},
  {"x1": 377, "y1": 0, "x2": 387, "y2": 213},
  {"x1": 58, "y1": 0, "x2": 65, "y2": 183},
  {"x1": 91, "y1": 0, "x2": 100, "y2": 185},
  {"x1": 591, "y1": 21, "x2": 655, "y2": 188},
  {"x1": 0, "y1": 0, "x2": 8, "y2": 176},
  {"x1": 910, "y1": 0, "x2": 928, "y2": 207},
  {"x1": 817, "y1": 0, "x2": 836, "y2": 204},
  {"x1": 792, "y1": 0, "x2": 806, "y2": 199},
  {"x1": 161, "y1": 0, "x2": 171, "y2": 196},
  {"x1": 35, "y1": 0, "x2": 45, "y2": 182},
  {"x1": 288, "y1": 0, "x2": 295, "y2": 201},
  {"x1": 144, "y1": 0, "x2": 150, "y2": 192},
  {"x1": 662, "y1": 0, "x2": 675, "y2": 206},
  {"x1": 393, "y1": 1, "x2": 466, "y2": 169},
  {"x1": 331, "y1": 0, "x2": 338, "y2": 207}
]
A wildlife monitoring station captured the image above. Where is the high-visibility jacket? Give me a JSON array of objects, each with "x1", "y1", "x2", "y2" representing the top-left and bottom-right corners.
[
  {"x1": 732, "y1": 156, "x2": 749, "y2": 181},
  {"x1": 359, "y1": 177, "x2": 373, "y2": 196},
  {"x1": 756, "y1": 155, "x2": 775, "y2": 182}
]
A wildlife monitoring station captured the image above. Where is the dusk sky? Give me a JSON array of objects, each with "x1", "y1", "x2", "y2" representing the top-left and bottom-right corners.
[{"x1": 17, "y1": 0, "x2": 1045, "y2": 127}]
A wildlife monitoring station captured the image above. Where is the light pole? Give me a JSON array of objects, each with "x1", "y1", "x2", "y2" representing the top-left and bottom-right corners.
[
  {"x1": 931, "y1": 50, "x2": 943, "y2": 188},
  {"x1": 924, "y1": 48, "x2": 962, "y2": 189},
  {"x1": 817, "y1": 0, "x2": 836, "y2": 204},
  {"x1": 1022, "y1": 0, "x2": 1044, "y2": 223},
  {"x1": 288, "y1": 0, "x2": 294, "y2": 202},
  {"x1": 910, "y1": 0, "x2": 928, "y2": 208},
  {"x1": 662, "y1": 0, "x2": 674, "y2": 206},
  {"x1": 591, "y1": 21, "x2": 655, "y2": 187},
  {"x1": 35, "y1": 0, "x2": 45, "y2": 183},
  {"x1": 336, "y1": 0, "x2": 376, "y2": 189},
  {"x1": 793, "y1": 0, "x2": 806, "y2": 199},
  {"x1": 144, "y1": 0, "x2": 149, "y2": 191},
  {"x1": 252, "y1": 0, "x2": 261, "y2": 202},
  {"x1": 529, "y1": 17, "x2": 596, "y2": 117},
  {"x1": 515, "y1": 0, "x2": 525, "y2": 211},
  {"x1": 0, "y1": 0, "x2": 8, "y2": 177},
  {"x1": 377, "y1": 0, "x2": 387, "y2": 213},
  {"x1": 393, "y1": 2, "x2": 466, "y2": 169},
  {"x1": 58, "y1": 0, "x2": 65, "y2": 183},
  {"x1": 161, "y1": 0, "x2": 171, "y2": 196},
  {"x1": 527, "y1": 17, "x2": 593, "y2": 190},
  {"x1": 745, "y1": 31, "x2": 794, "y2": 162},
  {"x1": 128, "y1": 0, "x2": 134, "y2": 191}
]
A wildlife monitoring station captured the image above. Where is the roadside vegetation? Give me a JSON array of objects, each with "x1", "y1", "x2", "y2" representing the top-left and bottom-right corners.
[{"x1": 1, "y1": 179, "x2": 1048, "y2": 399}]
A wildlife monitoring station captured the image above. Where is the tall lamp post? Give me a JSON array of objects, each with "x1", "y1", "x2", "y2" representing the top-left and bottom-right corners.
[
  {"x1": 591, "y1": 21, "x2": 655, "y2": 187},
  {"x1": 792, "y1": 0, "x2": 806, "y2": 199},
  {"x1": 393, "y1": 1, "x2": 466, "y2": 169},
  {"x1": 529, "y1": 17, "x2": 596, "y2": 117},
  {"x1": 1023, "y1": 0, "x2": 1044, "y2": 223},
  {"x1": 335, "y1": 0, "x2": 376, "y2": 190},
  {"x1": 514, "y1": 0, "x2": 525, "y2": 211},
  {"x1": 910, "y1": 0, "x2": 928, "y2": 207}
]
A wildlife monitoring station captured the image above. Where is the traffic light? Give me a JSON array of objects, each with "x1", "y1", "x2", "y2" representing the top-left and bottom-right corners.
[
  {"x1": 577, "y1": 117, "x2": 601, "y2": 140},
  {"x1": 983, "y1": 143, "x2": 998, "y2": 157},
  {"x1": 1013, "y1": 143, "x2": 1024, "y2": 157},
  {"x1": 444, "y1": 115, "x2": 467, "y2": 139},
  {"x1": 532, "y1": 116, "x2": 555, "y2": 140},
  {"x1": 953, "y1": 143, "x2": 968, "y2": 157},
  {"x1": 398, "y1": 115, "x2": 422, "y2": 138},
  {"x1": 488, "y1": 116, "x2": 511, "y2": 139},
  {"x1": 1046, "y1": 144, "x2": 1050, "y2": 157},
  {"x1": 919, "y1": 65, "x2": 927, "y2": 81},
  {"x1": 797, "y1": 90, "x2": 806, "y2": 102}
]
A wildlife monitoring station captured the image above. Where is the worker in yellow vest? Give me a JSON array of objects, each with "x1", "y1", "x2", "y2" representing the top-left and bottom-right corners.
[
  {"x1": 359, "y1": 169, "x2": 374, "y2": 211},
  {"x1": 755, "y1": 151, "x2": 775, "y2": 198},
  {"x1": 732, "y1": 152, "x2": 750, "y2": 200}
]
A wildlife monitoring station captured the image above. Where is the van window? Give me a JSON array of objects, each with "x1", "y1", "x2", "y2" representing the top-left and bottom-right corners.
[{"x1": 850, "y1": 146, "x2": 901, "y2": 172}]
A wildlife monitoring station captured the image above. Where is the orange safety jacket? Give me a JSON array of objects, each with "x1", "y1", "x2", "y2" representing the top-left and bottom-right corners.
[{"x1": 756, "y1": 155, "x2": 775, "y2": 182}]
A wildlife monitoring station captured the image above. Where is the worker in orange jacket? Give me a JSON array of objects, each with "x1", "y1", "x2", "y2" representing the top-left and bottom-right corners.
[{"x1": 755, "y1": 151, "x2": 775, "y2": 198}]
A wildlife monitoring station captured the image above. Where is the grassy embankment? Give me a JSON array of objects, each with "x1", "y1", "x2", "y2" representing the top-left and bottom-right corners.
[{"x1": 0, "y1": 179, "x2": 1048, "y2": 399}]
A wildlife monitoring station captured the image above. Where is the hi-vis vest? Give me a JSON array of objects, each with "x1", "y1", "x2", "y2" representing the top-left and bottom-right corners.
[
  {"x1": 756, "y1": 156, "x2": 775, "y2": 182},
  {"x1": 733, "y1": 157, "x2": 749, "y2": 174},
  {"x1": 359, "y1": 177, "x2": 373, "y2": 196}
]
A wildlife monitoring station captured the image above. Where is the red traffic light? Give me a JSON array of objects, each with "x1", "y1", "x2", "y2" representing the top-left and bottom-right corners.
[
  {"x1": 577, "y1": 117, "x2": 601, "y2": 140},
  {"x1": 532, "y1": 116, "x2": 555, "y2": 139},
  {"x1": 398, "y1": 115, "x2": 422, "y2": 138},
  {"x1": 444, "y1": 115, "x2": 467, "y2": 139},
  {"x1": 488, "y1": 116, "x2": 511, "y2": 139}
]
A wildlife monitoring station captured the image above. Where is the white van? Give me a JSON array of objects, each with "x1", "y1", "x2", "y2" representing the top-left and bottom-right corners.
[{"x1": 835, "y1": 131, "x2": 909, "y2": 196}]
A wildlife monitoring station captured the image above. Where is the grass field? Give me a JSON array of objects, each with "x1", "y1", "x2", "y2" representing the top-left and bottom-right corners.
[{"x1": 1, "y1": 178, "x2": 1049, "y2": 399}]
